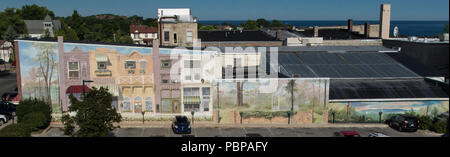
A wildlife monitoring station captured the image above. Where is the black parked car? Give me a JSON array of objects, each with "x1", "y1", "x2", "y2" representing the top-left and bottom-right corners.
[
  {"x1": 172, "y1": 116, "x2": 191, "y2": 134},
  {"x1": 0, "y1": 59, "x2": 5, "y2": 64},
  {"x1": 0, "y1": 100, "x2": 16, "y2": 120},
  {"x1": 385, "y1": 114, "x2": 419, "y2": 132}
]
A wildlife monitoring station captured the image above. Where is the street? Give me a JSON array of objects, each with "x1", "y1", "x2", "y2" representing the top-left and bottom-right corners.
[{"x1": 41, "y1": 125, "x2": 443, "y2": 137}]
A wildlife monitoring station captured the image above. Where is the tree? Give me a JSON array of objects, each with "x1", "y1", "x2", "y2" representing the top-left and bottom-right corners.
[
  {"x1": 200, "y1": 25, "x2": 218, "y2": 31},
  {"x1": 43, "y1": 28, "x2": 51, "y2": 38},
  {"x1": 242, "y1": 20, "x2": 259, "y2": 30},
  {"x1": 2, "y1": 25, "x2": 19, "y2": 69},
  {"x1": 285, "y1": 80, "x2": 297, "y2": 113},
  {"x1": 236, "y1": 81, "x2": 245, "y2": 107},
  {"x1": 32, "y1": 42, "x2": 57, "y2": 104},
  {"x1": 256, "y1": 19, "x2": 271, "y2": 28},
  {"x1": 272, "y1": 20, "x2": 286, "y2": 27},
  {"x1": 62, "y1": 87, "x2": 122, "y2": 137},
  {"x1": 20, "y1": 4, "x2": 55, "y2": 20}
]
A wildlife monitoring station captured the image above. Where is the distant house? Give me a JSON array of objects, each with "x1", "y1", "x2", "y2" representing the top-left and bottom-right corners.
[
  {"x1": 129, "y1": 25, "x2": 158, "y2": 45},
  {"x1": 0, "y1": 40, "x2": 12, "y2": 62},
  {"x1": 24, "y1": 14, "x2": 61, "y2": 39},
  {"x1": 158, "y1": 8, "x2": 198, "y2": 47}
]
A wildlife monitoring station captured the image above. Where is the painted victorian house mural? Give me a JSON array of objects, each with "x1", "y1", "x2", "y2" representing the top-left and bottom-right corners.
[
  {"x1": 117, "y1": 50, "x2": 155, "y2": 116},
  {"x1": 58, "y1": 43, "x2": 90, "y2": 112}
]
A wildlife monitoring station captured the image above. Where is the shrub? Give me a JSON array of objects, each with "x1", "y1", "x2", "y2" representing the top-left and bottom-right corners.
[
  {"x1": 417, "y1": 115, "x2": 433, "y2": 130},
  {"x1": 61, "y1": 114, "x2": 75, "y2": 135},
  {"x1": 22, "y1": 112, "x2": 49, "y2": 131},
  {"x1": 240, "y1": 111, "x2": 294, "y2": 119},
  {"x1": 431, "y1": 120, "x2": 448, "y2": 133},
  {"x1": 0, "y1": 124, "x2": 32, "y2": 137},
  {"x1": 16, "y1": 98, "x2": 51, "y2": 124}
]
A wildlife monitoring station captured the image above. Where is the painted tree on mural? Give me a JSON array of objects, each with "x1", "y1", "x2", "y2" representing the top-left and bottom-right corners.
[
  {"x1": 26, "y1": 67, "x2": 45, "y2": 99},
  {"x1": 236, "y1": 81, "x2": 245, "y2": 106},
  {"x1": 285, "y1": 80, "x2": 297, "y2": 112},
  {"x1": 31, "y1": 42, "x2": 57, "y2": 104}
]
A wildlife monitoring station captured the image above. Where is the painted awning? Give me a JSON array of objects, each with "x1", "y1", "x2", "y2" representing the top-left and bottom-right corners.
[
  {"x1": 91, "y1": 84, "x2": 119, "y2": 97},
  {"x1": 183, "y1": 96, "x2": 201, "y2": 105},
  {"x1": 66, "y1": 85, "x2": 90, "y2": 94},
  {"x1": 96, "y1": 54, "x2": 108, "y2": 62}
]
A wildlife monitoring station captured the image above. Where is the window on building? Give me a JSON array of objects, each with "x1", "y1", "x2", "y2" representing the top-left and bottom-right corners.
[
  {"x1": 145, "y1": 34, "x2": 148, "y2": 38},
  {"x1": 164, "y1": 31, "x2": 170, "y2": 42},
  {"x1": 145, "y1": 97, "x2": 152, "y2": 111},
  {"x1": 187, "y1": 31, "x2": 193, "y2": 43},
  {"x1": 184, "y1": 87, "x2": 200, "y2": 112},
  {"x1": 140, "y1": 60, "x2": 147, "y2": 74},
  {"x1": 184, "y1": 88, "x2": 200, "y2": 96},
  {"x1": 173, "y1": 33, "x2": 177, "y2": 44},
  {"x1": 125, "y1": 61, "x2": 136, "y2": 69},
  {"x1": 134, "y1": 96, "x2": 142, "y2": 113},
  {"x1": 68, "y1": 62, "x2": 79, "y2": 78},
  {"x1": 98, "y1": 62, "x2": 106, "y2": 69},
  {"x1": 123, "y1": 97, "x2": 131, "y2": 111},
  {"x1": 202, "y1": 87, "x2": 210, "y2": 112},
  {"x1": 134, "y1": 33, "x2": 139, "y2": 39},
  {"x1": 161, "y1": 60, "x2": 171, "y2": 69},
  {"x1": 184, "y1": 60, "x2": 200, "y2": 69}
]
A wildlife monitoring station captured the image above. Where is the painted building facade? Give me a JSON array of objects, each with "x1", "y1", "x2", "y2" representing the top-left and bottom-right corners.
[{"x1": 15, "y1": 38, "x2": 449, "y2": 123}]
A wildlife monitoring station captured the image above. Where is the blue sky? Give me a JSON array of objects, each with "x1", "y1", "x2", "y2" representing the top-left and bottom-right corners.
[{"x1": 1, "y1": 0, "x2": 448, "y2": 20}]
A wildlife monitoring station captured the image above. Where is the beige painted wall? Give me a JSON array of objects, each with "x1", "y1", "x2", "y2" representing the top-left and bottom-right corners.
[{"x1": 159, "y1": 22, "x2": 198, "y2": 47}]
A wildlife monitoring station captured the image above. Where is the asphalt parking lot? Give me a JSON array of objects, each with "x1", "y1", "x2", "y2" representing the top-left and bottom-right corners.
[{"x1": 41, "y1": 126, "x2": 443, "y2": 137}]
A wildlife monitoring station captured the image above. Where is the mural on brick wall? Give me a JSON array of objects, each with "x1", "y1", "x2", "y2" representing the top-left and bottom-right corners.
[
  {"x1": 19, "y1": 41, "x2": 61, "y2": 113},
  {"x1": 328, "y1": 101, "x2": 449, "y2": 123},
  {"x1": 213, "y1": 78, "x2": 330, "y2": 124}
]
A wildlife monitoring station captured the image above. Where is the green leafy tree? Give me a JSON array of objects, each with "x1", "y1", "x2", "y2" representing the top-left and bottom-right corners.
[
  {"x1": 20, "y1": 4, "x2": 55, "y2": 20},
  {"x1": 256, "y1": 19, "x2": 271, "y2": 28},
  {"x1": 242, "y1": 20, "x2": 259, "y2": 30},
  {"x1": 62, "y1": 87, "x2": 122, "y2": 137},
  {"x1": 271, "y1": 20, "x2": 286, "y2": 27},
  {"x1": 43, "y1": 28, "x2": 51, "y2": 38},
  {"x1": 200, "y1": 25, "x2": 218, "y2": 31}
]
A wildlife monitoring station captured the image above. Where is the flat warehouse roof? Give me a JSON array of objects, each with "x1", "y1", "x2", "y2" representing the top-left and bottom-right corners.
[
  {"x1": 329, "y1": 78, "x2": 449, "y2": 100},
  {"x1": 272, "y1": 52, "x2": 419, "y2": 78}
]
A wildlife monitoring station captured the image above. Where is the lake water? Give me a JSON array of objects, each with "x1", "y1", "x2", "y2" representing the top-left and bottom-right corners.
[{"x1": 199, "y1": 20, "x2": 449, "y2": 37}]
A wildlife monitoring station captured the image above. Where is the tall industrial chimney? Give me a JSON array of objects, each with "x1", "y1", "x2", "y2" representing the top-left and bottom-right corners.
[
  {"x1": 364, "y1": 22, "x2": 371, "y2": 38},
  {"x1": 313, "y1": 26, "x2": 319, "y2": 37},
  {"x1": 379, "y1": 4, "x2": 391, "y2": 39},
  {"x1": 348, "y1": 19, "x2": 353, "y2": 39}
]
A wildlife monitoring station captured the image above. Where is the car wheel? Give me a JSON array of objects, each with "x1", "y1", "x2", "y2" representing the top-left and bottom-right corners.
[
  {"x1": 398, "y1": 126, "x2": 403, "y2": 132},
  {"x1": 0, "y1": 120, "x2": 4, "y2": 126}
]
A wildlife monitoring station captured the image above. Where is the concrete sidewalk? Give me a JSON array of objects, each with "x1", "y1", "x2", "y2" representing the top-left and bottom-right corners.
[{"x1": 50, "y1": 121, "x2": 388, "y2": 128}]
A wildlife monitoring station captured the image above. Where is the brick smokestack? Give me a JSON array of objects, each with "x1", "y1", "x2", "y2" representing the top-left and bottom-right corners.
[
  {"x1": 379, "y1": 4, "x2": 391, "y2": 39},
  {"x1": 347, "y1": 19, "x2": 353, "y2": 39},
  {"x1": 364, "y1": 22, "x2": 371, "y2": 38},
  {"x1": 313, "y1": 26, "x2": 319, "y2": 37}
]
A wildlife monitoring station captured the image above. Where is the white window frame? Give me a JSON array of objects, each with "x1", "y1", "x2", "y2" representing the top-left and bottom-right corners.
[
  {"x1": 68, "y1": 61, "x2": 80, "y2": 79},
  {"x1": 186, "y1": 30, "x2": 193, "y2": 43}
]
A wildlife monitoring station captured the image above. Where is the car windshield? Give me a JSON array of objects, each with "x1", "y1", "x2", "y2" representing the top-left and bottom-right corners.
[{"x1": 176, "y1": 117, "x2": 188, "y2": 124}]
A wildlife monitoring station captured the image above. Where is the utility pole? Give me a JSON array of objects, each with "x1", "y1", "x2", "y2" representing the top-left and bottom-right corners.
[{"x1": 113, "y1": 33, "x2": 116, "y2": 42}]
